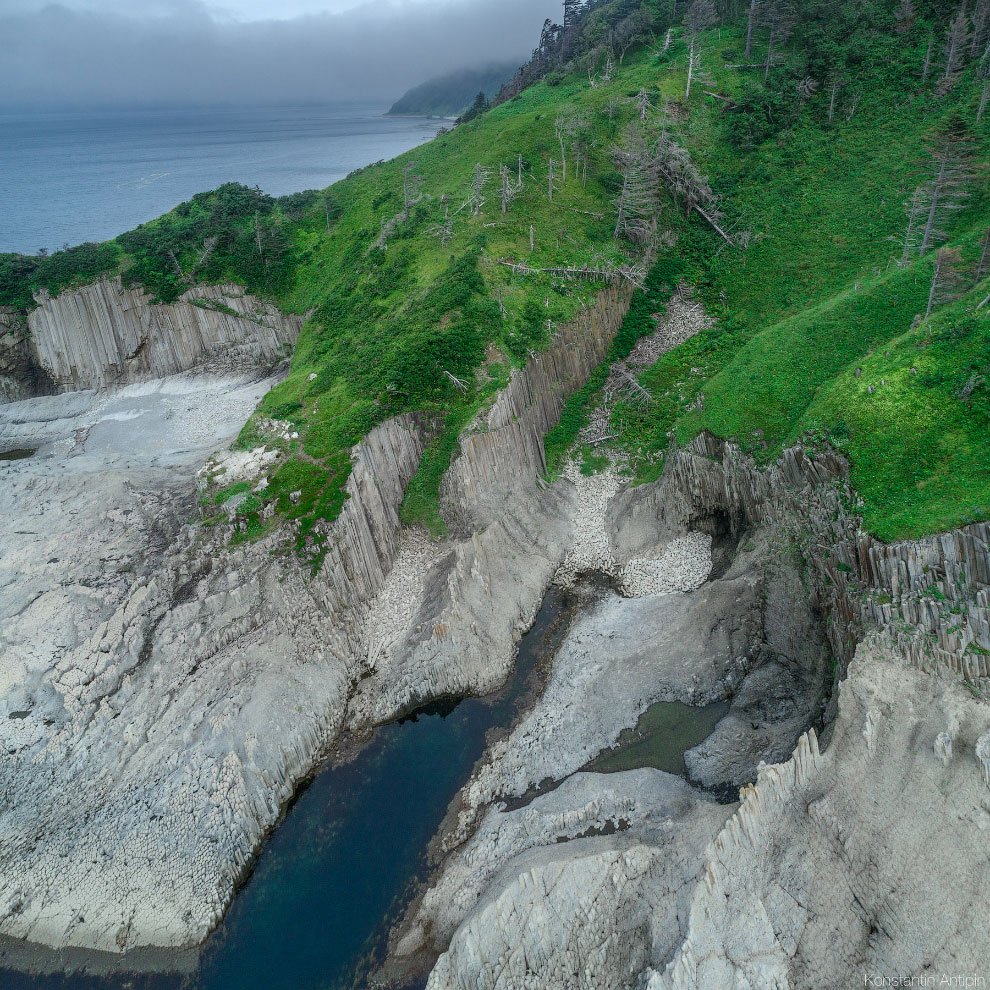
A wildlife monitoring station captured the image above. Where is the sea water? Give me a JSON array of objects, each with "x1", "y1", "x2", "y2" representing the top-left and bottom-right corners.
[{"x1": 0, "y1": 104, "x2": 441, "y2": 254}]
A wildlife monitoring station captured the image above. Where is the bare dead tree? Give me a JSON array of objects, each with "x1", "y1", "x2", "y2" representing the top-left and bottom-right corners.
[
  {"x1": 602, "y1": 48, "x2": 615, "y2": 82},
  {"x1": 615, "y1": 365, "x2": 653, "y2": 403},
  {"x1": 940, "y1": 5, "x2": 972, "y2": 92},
  {"x1": 554, "y1": 114, "x2": 570, "y2": 183},
  {"x1": 827, "y1": 74, "x2": 844, "y2": 122},
  {"x1": 895, "y1": 0, "x2": 916, "y2": 35},
  {"x1": 926, "y1": 245, "x2": 965, "y2": 317},
  {"x1": 979, "y1": 80, "x2": 990, "y2": 122},
  {"x1": 185, "y1": 236, "x2": 218, "y2": 284},
  {"x1": 612, "y1": 127, "x2": 657, "y2": 243},
  {"x1": 530, "y1": 225, "x2": 535, "y2": 252},
  {"x1": 972, "y1": 0, "x2": 990, "y2": 59},
  {"x1": 402, "y1": 162, "x2": 423, "y2": 218},
  {"x1": 684, "y1": 1, "x2": 717, "y2": 99},
  {"x1": 658, "y1": 96, "x2": 672, "y2": 143},
  {"x1": 498, "y1": 258, "x2": 646, "y2": 287},
  {"x1": 654, "y1": 134, "x2": 736, "y2": 245},
  {"x1": 635, "y1": 88, "x2": 654, "y2": 123},
  {"x1": 762, "y1": 0, "x2": 795, "y2": 82},
  {"x1": 603, "y1": 97, "x2": 618, "y2": 126},
  {"x1": 430, "y1": 207, "x2": 454, "y2": 246},
  {"x1": 548, "y1": 158, "x2": 559, "y2": 201},
  {"x1": 745, "y1": 0, "x2": 761, "y2": 58},
  {"x1": 254, "y1": 211, "x2": 263, "y2": 256},
  {"x1": 375, "y1": 213, "x2": 402, "y2": 251},
  {"x1": 922, "y1": 31, "x2": 935, "y2": 81},
  {"x1": 896, "y1": 186, "x2": 926, "y2": 266},
  {"x1": 500, "y1": 164, "x2": 520, "y2": 215},
  {"x1": 974, "y1": 227, "x2": 990, "y2": 284},
  {"x1": 473, "y1": 162, "x2": 489, "y2": 215},
  {"x1": 441, "y1": 367, "x2": 469, "y2": 393},
  {"x1": 918, "y1": 137, "x2": 978, "y2": 256},
  {"x1": 518, "y1": 153, "x2": 524, "y2": 188}
]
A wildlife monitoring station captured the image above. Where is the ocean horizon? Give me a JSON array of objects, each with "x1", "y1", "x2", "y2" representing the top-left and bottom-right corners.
[{"x1": 0, "y1": 103, "x2": 441, "y2": 256}]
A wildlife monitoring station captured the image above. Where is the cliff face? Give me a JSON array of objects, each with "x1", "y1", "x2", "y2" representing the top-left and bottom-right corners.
[
  {"x1": 0, "y1": 263, "x2": 635, "y2": 958},
  {"x1": 348, "y1": 279, "x2": 637, "y2": 726},
  {"x1": 0, "y1": 387, "x2": 433, "y2": 954},
  {"x1": 648, "y1": 637, "x2": 990, "y2": 990},
  {"x1": 21, "y1": 279, "x2": 303, "y2": 394},
  {"x1": 611, "y1": 434, "x2": 990, "y2": 691},
  {"x1": 0, "y1": 326, "x2": 54, "y2": 405},
  {"x1": 441, "y1": 280, "x2": 634, "y2": 534},
  {"x1": 417, "y1": 437, "x2": 990, "y2": 990}
]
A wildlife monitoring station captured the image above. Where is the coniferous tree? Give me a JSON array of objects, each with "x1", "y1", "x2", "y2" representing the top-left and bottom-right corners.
[
  {"x1": 613, "y1": 126, "x2": 657, "y2": 243},
  {"x1": 918, "y1": 134, "x2": 978, "y2": 256},
  {"x1": 940, "y1": 5, "x2": 971, "y2": 92}
]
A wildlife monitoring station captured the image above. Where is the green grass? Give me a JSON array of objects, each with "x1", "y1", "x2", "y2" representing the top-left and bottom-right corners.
[{"x1": 610, "y1": 16, "x2": 990, "y2": 542}]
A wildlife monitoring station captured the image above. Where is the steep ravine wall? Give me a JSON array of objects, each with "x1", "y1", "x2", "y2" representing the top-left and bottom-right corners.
[
  {"x1": 348, "y1": 278, "x2": 637, "y2": 724},
  {"x1": 441, "y1": 280, "x2": 635, "y2": 533},
  {"x1": 612, "y1": 433, "x2": 990, "y2": 690},
  {"x1": 21, "y1": 278, "x2": 303, "y2": 394}
]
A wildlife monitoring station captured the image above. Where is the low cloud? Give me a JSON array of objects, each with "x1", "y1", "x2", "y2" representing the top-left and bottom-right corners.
[{"x1": 0, "y1": 0, "x2": 557, "y2": 109}]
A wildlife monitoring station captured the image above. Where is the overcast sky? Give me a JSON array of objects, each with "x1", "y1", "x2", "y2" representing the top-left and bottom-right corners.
[{"x1": 1, "y1": 0, "x2": 560, "y2": 109}]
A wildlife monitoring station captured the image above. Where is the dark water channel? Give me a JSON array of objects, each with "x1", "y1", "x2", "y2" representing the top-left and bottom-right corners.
[
  {"x1": 0, "y1": 589, "x2": 575, "y2": 990},
  {"x1": 0, "y1": 448, "x2": 37, "y2": 461}
]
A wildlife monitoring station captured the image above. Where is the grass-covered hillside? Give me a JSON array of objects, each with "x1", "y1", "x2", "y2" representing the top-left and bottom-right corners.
[{"x1": 3, "y1": 0, "x2": 989, "y2": 557}]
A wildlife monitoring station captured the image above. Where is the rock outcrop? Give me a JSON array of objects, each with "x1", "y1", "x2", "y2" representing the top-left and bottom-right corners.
[
  {"x1": 348, "y1": 280, "x2": 639, "y2": 725},
  {"x1": 440, "y1": 280, "x2": 634, "y2": 534},
  {"x1": 649, "y1": 636, "x2": 990, "y2": 989},
  {"x1": 0, "y1": 272, "x2": 638, "y2": 957},
  {"x1": 20, "y1": 279, "x2": 303, "y2": 394},
  {"x1": 0, "y1": 381, "x2": 431, "y2": 953},
  {"x1": 413, "y1": 435, "x2": 990, "y2": 990},
  {"x1": 0, "y1": 320, "x2": 54, "y2": 404},
  {"x1": 611, "y1": 434, "x2": 990, "y2": 691}
]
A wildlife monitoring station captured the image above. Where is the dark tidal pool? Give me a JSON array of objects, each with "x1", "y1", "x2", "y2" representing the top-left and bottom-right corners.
[
  {"x1": 585, "y1": 698, "x2": 730, "y2": 777},
  {"x1": 0, "y1": 589, "x2": 574, "y2": 990}
]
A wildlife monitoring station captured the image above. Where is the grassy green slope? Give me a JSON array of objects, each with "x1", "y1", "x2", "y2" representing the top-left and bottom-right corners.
[
  {"x1": 609, "y1": 20, "x2": 990, "y2": 541},
  {"x1": 5, "y1": 1, "x2": 990, "y2": 553}
]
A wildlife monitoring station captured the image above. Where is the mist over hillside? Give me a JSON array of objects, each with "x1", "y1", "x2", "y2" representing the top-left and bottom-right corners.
[{"x1": 388, "y1": 62, "x2": 522, "y2": 118}]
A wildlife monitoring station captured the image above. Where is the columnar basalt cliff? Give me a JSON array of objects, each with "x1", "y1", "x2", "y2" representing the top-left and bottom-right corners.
[
  {"x1": 648, "y1": 635, "x2": 990, "y2": 989},
  {"x1": 0, "y1": 272, "x2": 635, "y2": 958},
  {"x1": 0, "y1": 392, "x2": 434, "y2": 953},
  {"x1": 411, "y1": 435, "x2": 990, "y2": 990},
  {"x1": 22, "y1": 278, "x2": 303, "y2": 393},
  {"x1": 347, "y1": 280, "x2": 643, "y2": 729},
  {"x1": 440, "y1": 280, "x2": 635, "y2": 534},
  {"x1": 612, "y1": 434, "x2": 990, "y2": 691}
]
